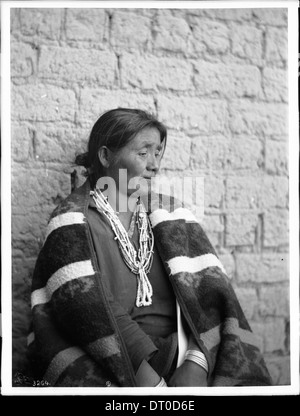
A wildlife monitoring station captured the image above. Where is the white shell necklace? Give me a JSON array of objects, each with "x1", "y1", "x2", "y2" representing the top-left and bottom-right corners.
[{"x1": 90, "y1": 188, "x2": 154, "y2": 307}]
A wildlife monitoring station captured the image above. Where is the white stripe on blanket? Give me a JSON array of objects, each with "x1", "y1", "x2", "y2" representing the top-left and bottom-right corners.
[
  {"x1": 43, "y1": 346, "x2": 85, "y2": 385},
  {"x1": 31, "y1": 260, "x2": 95, "y2": 308},
  {"x1": 45, "y1": 212, "x2": 86, "y2": 241},
  {"x1": 200, "y1": 318, "x2": 260, "y2": 351},
  {"x1": 149, "y1": 208, "x2": 197, "y2": 228},
  {"x1": 31, "y1": 287, "x2": 50, "y2": 308},
  {"x1": 167, "y1": 253, "x2": 226, "y2": 275}
]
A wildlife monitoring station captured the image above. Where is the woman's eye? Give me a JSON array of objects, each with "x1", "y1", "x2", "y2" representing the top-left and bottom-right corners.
[{"x1": 139, "y1": 151, "x2": 147, "y2": 157}]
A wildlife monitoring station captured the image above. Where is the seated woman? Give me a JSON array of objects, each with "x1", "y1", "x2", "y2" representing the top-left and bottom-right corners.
[{"x1": 28, "y1": 108, "x2": 272, "y2": 387}]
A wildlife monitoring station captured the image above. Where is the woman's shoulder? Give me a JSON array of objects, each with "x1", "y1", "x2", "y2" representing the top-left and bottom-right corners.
[
  {"x1": 86, "y1": 197, "x2": 113, "y2": 237},
  {"x1": 50, "y1": 180, "x2": 91, "y2": 220}
]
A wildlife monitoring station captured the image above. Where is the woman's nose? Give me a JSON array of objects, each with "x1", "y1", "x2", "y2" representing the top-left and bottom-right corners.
[{"x1": 147, "y1": 154, "x2": 159, "y2": 172}]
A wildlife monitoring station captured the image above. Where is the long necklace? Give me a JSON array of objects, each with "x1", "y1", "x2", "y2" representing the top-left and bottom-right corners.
[{"x1": 90, "y1": 188, "x2": 154, "y2": 307}]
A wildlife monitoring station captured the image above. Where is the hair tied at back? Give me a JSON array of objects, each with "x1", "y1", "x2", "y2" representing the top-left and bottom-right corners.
[{"x1": 75, "y1": 152, "x2": 90, "y2": 168}]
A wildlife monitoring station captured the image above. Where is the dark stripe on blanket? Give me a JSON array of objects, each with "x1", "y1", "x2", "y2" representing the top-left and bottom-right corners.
[
  {"x1": 50, "y1": 185, "x2": 87, "y2": 219},
  {"x1": 32, "y1": 224, "x2": 91, "y2": 291},
  {"x1": 57, "y1": 353, "x2": 131, "y2": 387},
  {"x1": 153, "y1": 220, "x2": 216, "y2": 261},
  {"x1": 55, "y1": 354, "x2": 114, "y2": 387},
  {"x1": 30, "y1": 303, "x2": 77, "y2": 377},
  {"x1": 51, "y1": 275, "x2": 116, "y2": 344},
  {"x1": 170, "y1": 268, "x2": 251, "y2": 332},
  {"x1": 211, "y1": 335, "x2": 272, "y2": 386}
]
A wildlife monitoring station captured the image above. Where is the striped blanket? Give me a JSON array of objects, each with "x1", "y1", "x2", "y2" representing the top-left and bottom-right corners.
[{"x1": 28, "y1": 180, "x2": 272, "y2": 387}]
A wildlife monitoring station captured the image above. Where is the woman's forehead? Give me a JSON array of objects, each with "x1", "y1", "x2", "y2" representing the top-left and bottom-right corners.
[{"x1": 129, "y1": 127, "x2": 162, "y2": 147}]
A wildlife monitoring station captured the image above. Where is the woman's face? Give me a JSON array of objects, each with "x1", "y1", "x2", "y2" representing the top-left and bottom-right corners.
[{"x1": 104, "y1": 127, "x2": 164, "y2": 197}]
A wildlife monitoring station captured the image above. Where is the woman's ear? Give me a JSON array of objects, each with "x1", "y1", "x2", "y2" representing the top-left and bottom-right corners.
[{"x1": 98, "y1": 146, "x2": 111, "y2": 169}]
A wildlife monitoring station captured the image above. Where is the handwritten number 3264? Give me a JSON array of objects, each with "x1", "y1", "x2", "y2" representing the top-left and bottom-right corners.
[{"x1": 33, "y1": 380, "x2": 50, "y2": 387}]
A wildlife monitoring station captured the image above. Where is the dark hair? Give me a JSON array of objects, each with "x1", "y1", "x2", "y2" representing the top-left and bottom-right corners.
[{"x1": 75, "y1": 108, "x2": 167, "y2": 187}]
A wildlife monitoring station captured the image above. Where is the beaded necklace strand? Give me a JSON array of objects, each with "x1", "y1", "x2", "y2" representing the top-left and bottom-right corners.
[{"x1": 90, "y1": 188, "x2": 154, "y2": 307}]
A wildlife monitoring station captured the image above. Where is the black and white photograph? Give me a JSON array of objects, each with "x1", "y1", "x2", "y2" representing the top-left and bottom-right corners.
[{"x1": 1, "y1": 0, "x2": 299, "y2": 399}]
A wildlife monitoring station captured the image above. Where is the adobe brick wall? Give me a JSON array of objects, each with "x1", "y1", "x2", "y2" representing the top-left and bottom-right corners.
[{"x1": 10, "y1": 7, "x2": 290, "y2": 384}]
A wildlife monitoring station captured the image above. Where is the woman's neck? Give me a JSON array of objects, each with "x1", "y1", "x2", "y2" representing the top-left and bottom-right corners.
[
  {"x1": 111, "y1": 189, "x2": 136, "y2": 232},
  {"x1": 117, "y1": 211, "x2": 134, "y2": 232}
]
